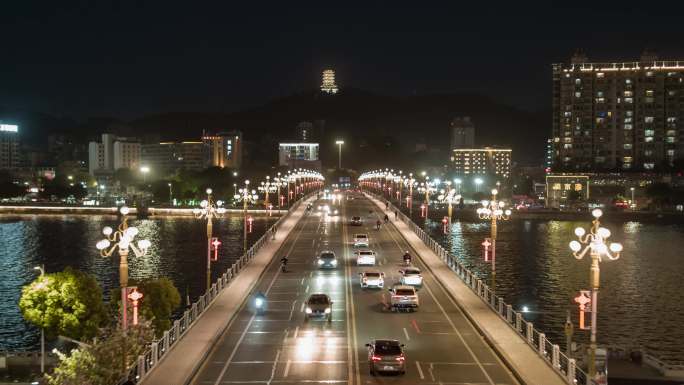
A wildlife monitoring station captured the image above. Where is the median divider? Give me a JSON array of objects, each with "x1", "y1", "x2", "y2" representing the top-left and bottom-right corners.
[
  {"x1": 120, "y1": 193, "x2": 317, "y2": 385},
  {"x1": 365, "y1": 192, "x2": 590, "y2": 385}
]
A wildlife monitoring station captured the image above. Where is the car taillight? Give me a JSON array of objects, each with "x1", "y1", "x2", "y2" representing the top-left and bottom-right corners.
[
  {"x1": 371, "y1": 355, "x2": 382, "y2": 361},
  {"x1": 396, "y1": 355, "x2": 405, "y2": 362}
]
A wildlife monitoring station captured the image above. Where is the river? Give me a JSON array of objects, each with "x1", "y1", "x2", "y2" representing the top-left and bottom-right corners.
[{"x1": 0, "y1": 214, "x2": 278, "y2": 351}]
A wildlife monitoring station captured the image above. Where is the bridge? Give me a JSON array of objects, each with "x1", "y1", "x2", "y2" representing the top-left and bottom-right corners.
[{"x1": 133, "y1": 192, "x2": 574, "y2": 385}]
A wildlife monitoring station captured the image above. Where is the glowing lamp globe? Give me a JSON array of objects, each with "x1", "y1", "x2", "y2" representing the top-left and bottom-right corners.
[
  {"x1": 592, "y1": 208, "x2": 603, "y2": 218},
  {"x1": 206, "y1": 188, "x2": 213, "y2": 195},
  {"x1": 569, "y1": 240, "x2": 582, "y2": 252},
  {"x1": 103, "y1": 226, "x2": 113, "y2": 236},
  {"x1": 609, "y1": 243, "x2": 623, "y2": 253},
  {"x1": 597, "y1": 227, "x2": 611, "y2": 238},
  {"x1": 120, "y1": 206, "x2": 130, "y2": 215},
  {"x1": 574, "y1": 227, "x2": 586, "y2": 237}
]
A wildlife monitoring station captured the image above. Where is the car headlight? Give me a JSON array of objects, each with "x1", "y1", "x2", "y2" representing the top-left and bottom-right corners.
[
  {"x1": 324, "y1": 307, "x2": 331, "y2": 314},
  {"x1": 305, "y1": 307, "x2": 312, "y2": 314},
  {"x1": 255, "y1": 298, "x2": 264, "y2": 307},
  {"x1": 331, "y1": 260, "x2": 338, "y2": 265},
  {"x1": 317, "y1": 259, "x2": 324, "y2": 265}
]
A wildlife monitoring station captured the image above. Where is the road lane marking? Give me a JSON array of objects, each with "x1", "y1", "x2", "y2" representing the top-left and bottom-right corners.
[
  {"x1": 266, "y1": 349, "x2": 280, "y2": 385},
  {"x1": 300, "y1": 277, "x2": 305, "y2": 285},
  {"x1": 305, "y1": 284, "x2": 309, "y2": 293},
  {"x1": 415, "y1": 361, "x2": 425, "y2": 380},
  {"x1": 411, "y1": 319, "x2": 422, "y2": 334},
  {"x1": 429, "y1": 362, "x2": 435, "y2": 382},
  {"x1": 283, "y1": 359, "x2": 291, "y2": 378},
  {"x1": 380, "y1": 205, "x2": 497, "y2": 385},
  {"x1": 209, "y1": 204, "x2": 310, "y2": 385},
  {"x1": 293, "y1": 326, "x2": 299, "y2": 340},
  {"x1": 342, "y1": 203, "x2": 361, "y2": 385},
  {"x1": 288, "y1": 301, "x2": 296, "y2": 321},
  {"x1": 300, "y1": 302, "x2": 305, "y2": 312},
  {"x1": 403, "y1": 327, "x2": 410, "y2": 341}
]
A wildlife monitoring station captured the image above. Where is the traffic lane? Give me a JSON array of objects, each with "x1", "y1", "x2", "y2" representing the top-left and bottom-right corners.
[
  {"x1": 190, "y1": 200, "x2": 350, "y2": 385},
  {"x1": 346, "y1": 198, "x2": 518, "y2": 385}
]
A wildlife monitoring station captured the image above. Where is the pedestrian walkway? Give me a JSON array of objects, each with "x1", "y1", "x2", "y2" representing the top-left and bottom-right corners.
[
  {"x1": 366, "y1": 194, "x2": 568, "y2": 385},
  {"x1": 140, "y1": 197, "x2": 314, "y2": 385}
]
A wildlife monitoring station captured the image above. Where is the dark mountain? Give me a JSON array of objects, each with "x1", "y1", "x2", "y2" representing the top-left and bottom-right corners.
[
  {"x1": 3, "y1": 89, "x2": 549, "y2": 169},
  {"x1": 127, "y1": 88, "x2": 549, "y2": 167}
]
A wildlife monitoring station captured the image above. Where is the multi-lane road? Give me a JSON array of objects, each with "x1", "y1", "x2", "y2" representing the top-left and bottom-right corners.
[{"x1": 190, "y1": 193, "x2": 520, "y2": 385}]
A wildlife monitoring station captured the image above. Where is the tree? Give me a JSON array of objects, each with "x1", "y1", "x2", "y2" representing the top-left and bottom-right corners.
[
  {"x1": 646, "y1": 182, "x2": 673, "y2": 209},
  {"x1": 110, "y1": 277, "x2": 181, "y2": 337},
  {"x1": 19, "y1": 267, "x2": 108, "y2": 341},
  {"x1": 45, "y1": 322, "x2": 154, "y2": 385}
]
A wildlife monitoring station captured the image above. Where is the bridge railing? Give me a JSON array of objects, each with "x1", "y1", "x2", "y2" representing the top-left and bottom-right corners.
[
  {"x1": 368, "y1": 192, "x2": 592, "y2": 385},
  {"x1": 118, "y1": 192, "x2": 316, "y2": 385}
]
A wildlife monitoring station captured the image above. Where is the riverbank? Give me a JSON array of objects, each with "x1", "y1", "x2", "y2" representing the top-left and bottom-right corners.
[{"x1": 0, "y1": 205, "x2": 287, "y2": 216}]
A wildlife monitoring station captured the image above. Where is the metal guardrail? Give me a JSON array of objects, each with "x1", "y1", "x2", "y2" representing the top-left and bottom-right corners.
[
  {"x1": 367, "y1": 192, "x2": 592, "y2": 385},
  {"x1": 117, "y1": 193, "x2": 315, "y2": 384}
]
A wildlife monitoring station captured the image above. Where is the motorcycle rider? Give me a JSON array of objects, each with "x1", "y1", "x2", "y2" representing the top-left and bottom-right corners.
[
  {"x1": 376, "y1": 219, "x2": 382, "y2": 230},
  {"x1": 402, "y1": 251, "x2": 412, "y2": 265},
  {"x1": 280, "y1": 255, "x2": 289, "y2": 272}
]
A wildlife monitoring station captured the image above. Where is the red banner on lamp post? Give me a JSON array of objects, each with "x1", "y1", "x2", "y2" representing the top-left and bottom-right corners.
[
  {"x1": 574, "y1": 290, "x2": 592, "y2": 330},
  {"x1": 482, "y1": 238, "x2": 492, "y2": 262}
]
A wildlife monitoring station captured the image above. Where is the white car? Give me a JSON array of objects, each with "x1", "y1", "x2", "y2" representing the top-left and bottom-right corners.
[
  {"x1": 353, "y1": 233, "x2": 369, "y2": 247},
  {"x1": 355, "y1": 250, "x2": 376, "y2": 266},
  {"x1": 399, "y1": 267, "x2": 423, "y2": 286},
  {"x1": 388, "y1": 285, "x2": 419, "y2": 312},
  {"x1": 359, "y1": 271, "x2": 384, "y2": 288}
]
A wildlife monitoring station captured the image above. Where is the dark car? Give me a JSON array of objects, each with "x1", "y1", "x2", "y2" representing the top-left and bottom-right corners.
[
  {"x1": 350, "y1": 216, "x2": 363, "y2": 226},
  {"x1": 305, "y1": 293, "x2": 333, "y2": 322},
  {"x1": 366, "y1": 339, "x2": 406, "y2": 375}
]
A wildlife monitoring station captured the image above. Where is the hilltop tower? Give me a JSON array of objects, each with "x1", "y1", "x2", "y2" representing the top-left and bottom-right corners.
[{"x1": 321, "y1": 69, "x2": 339, "y2": 94}]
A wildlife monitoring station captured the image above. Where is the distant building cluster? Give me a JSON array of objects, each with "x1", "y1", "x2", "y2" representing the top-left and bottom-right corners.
[
  {"x1": 552, "y1": 51, "x2": 684, "y2": 171},
  {"x1": 447, "y1": 117, "x2": 512, "y2": 180}
]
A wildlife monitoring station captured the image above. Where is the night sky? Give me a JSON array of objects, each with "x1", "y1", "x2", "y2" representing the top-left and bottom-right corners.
[{"x1": 2, "y1": 3, "x2": 683, "y2": 119}]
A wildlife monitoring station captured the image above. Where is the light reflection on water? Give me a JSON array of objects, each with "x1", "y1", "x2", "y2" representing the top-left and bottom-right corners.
[
  {"x1": 0, "y1": 214, "x2": 278, "y2": 351},
  {"x1": 420, "y1": 214, "x2": 684, "y2": 360}
]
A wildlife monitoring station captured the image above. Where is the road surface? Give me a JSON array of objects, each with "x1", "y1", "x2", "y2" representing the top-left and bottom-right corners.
[{"x1": 189, "y1": 194, "x2": 520, "y2": 385}]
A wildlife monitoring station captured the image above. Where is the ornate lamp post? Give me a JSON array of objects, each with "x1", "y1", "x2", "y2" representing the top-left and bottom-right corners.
[
  {"x1": 476, "y1": 188, "x2": 511, "y2": 293},
  {"x1": 33, "y1": 265, "x2": 45, "y2": 373},
  {"x1": 234, "y1": 181, "x2": 259, "y2": 253},
  {"x1": 193, "y1": 188, "x2": 226, "y2": 291},
  {"x1": 127, "y1": 288, "x2": 144, "y2": 326},
  {"x1": 569, "y1": 208, "x2": 622, "y2": 379},
  {"x1": 96, "y1": 206, "x2": 151, "y2": 330}
]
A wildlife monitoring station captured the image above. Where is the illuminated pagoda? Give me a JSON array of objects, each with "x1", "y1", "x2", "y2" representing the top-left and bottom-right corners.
[{"x1": 321, "y1": 69, "x2": 339, "y2": 94}]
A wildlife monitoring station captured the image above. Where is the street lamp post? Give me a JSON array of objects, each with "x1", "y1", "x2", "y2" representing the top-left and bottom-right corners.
[
  {"x1": 336, "y1": 140, "x2": 344, "y2": 169},
  {"x1": 630, "y1": 187, "x2": 636, "y2": 210},
  {"x1": 569, "y1": 209, "x2": 622, "y2": 379},
  {"x1": 140, "y1": 166, "x2": 150, "y2": 183},
  {"x1": 193, "y1": 188, "x2": 226, "y2": 291},
  {"x1": 33, "y1": 265, "x2": 45, "y2": 373},
  {"x1": 235, "y1": 181, "x2": 259, "y2": 253},
  {"x1": 168, "y1": 183, "x2": 173, "y2": 205},
  {"x1": 474, "y1": 177, "x2": 483, "y2": 193},
  {"x1": 477, "y1": 188, "x2": 511, "y2": 293},
  {"x1": 96, "y1": 206, "x2": 151, "y2": 330}
]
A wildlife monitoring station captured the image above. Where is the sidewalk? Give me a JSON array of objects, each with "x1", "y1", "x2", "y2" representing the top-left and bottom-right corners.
[
  {"x1": 141, "y1": 197, "x2": 313, "y2": 385},
  {"x1": 367, "y1": 194, "x2": 568, "y2": 385}
]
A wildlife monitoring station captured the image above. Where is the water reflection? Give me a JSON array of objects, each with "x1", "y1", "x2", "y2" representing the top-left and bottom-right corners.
[
  {"x1": 0, "y1": 214, "x2": 278, "y2": 351},
  {"x1": 418, "y1": 213, "x2": 684, "y2": 360}
]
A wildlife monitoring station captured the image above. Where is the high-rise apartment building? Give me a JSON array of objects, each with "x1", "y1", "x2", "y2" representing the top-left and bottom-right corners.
[
  {"x1": 202, "y1": 131, "x2": 242, "y2": 169},
  {"x1": 321, "y1": 69, "x2": 339, "y2": 94},
  {"x1": 552, "y1": 52, "x2": 684, "y2": 171},
  {"x1": 450, "y1": 117, "x2": 475, "y2": 149},
  {"x1": 88, "y1": 133, "x2": 140, "y2": 175},
  {"x1": 451, "y1": 147, "x2": 511, "y2": 178},
  {"x1": 141, "y1": 141, "x2": 204, "y2": 177},
  {"x1": 0, "y1": 123, "x2": 20, "y2": 170}
]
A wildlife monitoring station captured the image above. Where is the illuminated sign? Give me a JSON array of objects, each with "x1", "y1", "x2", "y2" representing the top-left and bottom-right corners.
[{"x1": 0, "y1": 124, "x2": 18, "y2": 132}]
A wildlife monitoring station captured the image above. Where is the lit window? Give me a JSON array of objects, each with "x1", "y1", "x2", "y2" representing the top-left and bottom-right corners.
[
  {"x1": 645, "y1": 129, "x2": 655, "y2": 136},
  {"x1": 667, "y1": 149, "x2": 675, "y2": 156},
  {"x1": 669, "y1": 90, "x2": 677, "y2": 96},
  {"x1": 625, "y1": 117, "x2": 632, "y2": 123},
  {"x1": 575, "y1": 78, "x2": 581, "y2": 85},
  {"x1": 625, "y1": 79, "x2": 632, "y2": 84},
  {"x1": 564, "y1": 111, "x2": 572, "y2": 117},
  {"x1": 624, "y1": 124, "x2": 633, "y2": 130},
  {"x1": 597, "y1": 73, "x2": 604, "y2": 78},
  {"x1": 625, "y1": 97, "x2": 633, "y2": 103},
  {"x1": 644, "y1": 163, "x2": 655, "y2": 169},
  {"x1": 645, "y1": 150, "x2": 653, "y2": 156},
  {"x1": 667, "y1": 117, "x2": 677, "y2": 123},
  {"x1": 626, "y1": 111, "x2": 633, "y2": 117},
  {"x1": 623, "y1": 156, "x2": 633, "y2": 162},
  {"x1": 646, "y1": 90, "x2": 654, "y2": 96},
  {"x1": 575, "y1": 92, "x2": 582, "y2": 98},
  {"x1": 596, "y1": 98, "x2": 605, "y2": 103},
  {"x1": 646, "y1": 71, "x2": 654, "y2": 77},
  {"x1": 645, "y1": 117, "x2": 654, "y2": 123},
  {"x1": 597, "y1": 91, "x2": 604, "y2": 97},
  {"x1": 645, "y1": 137, "x2": 654, "y2": 142},
  {"x1": 623, "y1": 144, "x2": 632, "y2": 149},
  {"x1": 667, "y1": 130, "x2": 676, "y2": 136},
  {"x1": 667, "y1": 137, "x2": 675, "y2": 143},
  {"x1": 624, "y1": 91, "x2": 633, "y2": 97},
  {"x1": 564, "y1": 144, "x2": 573, "y2": 149}
]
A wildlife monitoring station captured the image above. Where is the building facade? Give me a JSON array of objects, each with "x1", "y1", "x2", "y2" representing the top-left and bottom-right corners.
[
  {"x1": 552, "y1": 52, "x2": 684, "y2": 172},
  {"x1": 451, "y1": 147, "x2": 511, "y2": 178},
  {"x1": 202, "y1": 131, "x2": 242, "y2": 169},
  {"x1": 450, "y1": 117, "x2": 475, "y2": 149},
  {"x1": 88, "y1": 133, "x2": 141, "y2": 175},
  {"x1": 278, "y1": 142, "x2": 321, "y2": 170},
  {"x1": 0, "y1": 124, "x2": 20, "y2": 170},
  {"x1": 141, "y1": 141, "x2": 204, "y2": 177}
]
